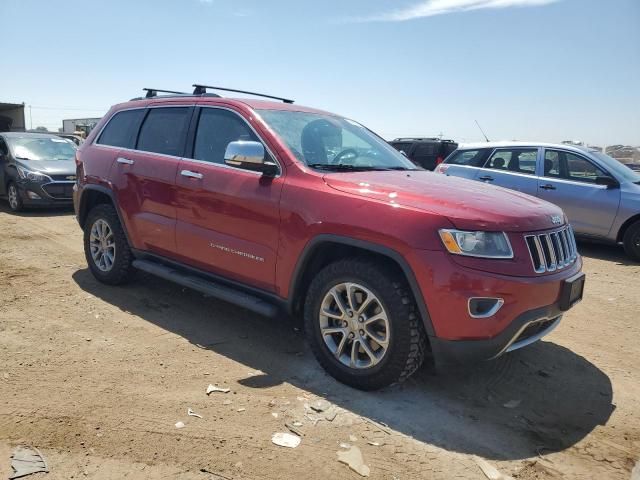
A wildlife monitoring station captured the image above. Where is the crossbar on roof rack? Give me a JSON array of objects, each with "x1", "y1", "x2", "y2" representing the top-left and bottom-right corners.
[
  {"x1": 192, "y1": 84, "x2": 294, "y2": 104},
  {"x1": 143, "y1": 88, "x2": 189, "y2": 98}
]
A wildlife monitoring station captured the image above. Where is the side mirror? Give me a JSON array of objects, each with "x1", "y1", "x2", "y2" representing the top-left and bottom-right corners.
[
  {"x1": 224, "y1": 141, "x2": 278, "y2": 177},
  {"x1": 595, "y1": 176, "x2": 619, "y2": 189}
]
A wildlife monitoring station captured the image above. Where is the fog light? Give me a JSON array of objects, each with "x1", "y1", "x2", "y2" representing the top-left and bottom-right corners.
[
  {"x1": 468, "y1": 298, "x2": 504, "y2": 318},
  {"x1": 26, "y1": 191, "x2": 42, "y2": 200}
]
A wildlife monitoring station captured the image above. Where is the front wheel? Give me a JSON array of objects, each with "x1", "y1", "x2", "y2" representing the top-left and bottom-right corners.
[
  {"x1": 304, "y1": 259, "x2": 427, "y2": 390},
  {"x1": 84, "y1": 204, "x2": 134, "y2": 285},
  {"x1": 7, "y1": 182, "x2": 23, "y2": 212},
  {"x1": 623, "y1": 220, "x2": 640, "y2": 261}
]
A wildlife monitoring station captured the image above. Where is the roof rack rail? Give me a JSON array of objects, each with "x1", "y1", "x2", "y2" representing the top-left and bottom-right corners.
[
  {"x1": 143, "y1": 88, "x2": 189, "y2": 98},
  {"x1": 192, "y1": 84, "x2": 294, "y2": 104}
]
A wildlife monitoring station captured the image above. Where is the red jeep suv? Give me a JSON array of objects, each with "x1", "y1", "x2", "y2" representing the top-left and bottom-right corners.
[{"x1": 73, "y1": 86, "x2": 585, "y2": 390}]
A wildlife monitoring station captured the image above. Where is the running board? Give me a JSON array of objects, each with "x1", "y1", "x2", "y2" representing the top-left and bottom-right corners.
[{"x1": 132, "y1": 259, "x2": 278, "y2": 318}]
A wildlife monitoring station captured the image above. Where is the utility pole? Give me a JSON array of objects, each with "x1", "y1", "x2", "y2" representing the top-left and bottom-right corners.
[{"x1": 29, "y1": 105, "x2": 33, "y2": 130}]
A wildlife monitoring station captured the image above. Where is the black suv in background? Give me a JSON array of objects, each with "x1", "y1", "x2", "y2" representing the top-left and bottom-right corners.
[{"x1": 389, "y1": 137, "x2": 458, "y2": 171}]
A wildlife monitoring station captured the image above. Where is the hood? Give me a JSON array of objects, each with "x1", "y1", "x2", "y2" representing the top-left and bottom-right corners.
[
  {"x1": 17, "y1": 159, "x2": 76, "y2": 176},
  {"x1": 324, "y1": 170, "x2": 565, "y2": 232}
]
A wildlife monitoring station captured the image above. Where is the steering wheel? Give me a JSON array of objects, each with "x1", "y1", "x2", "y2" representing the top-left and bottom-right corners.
[{"x1": 331, "y1": 148, "x2": 359, "y2": 165}]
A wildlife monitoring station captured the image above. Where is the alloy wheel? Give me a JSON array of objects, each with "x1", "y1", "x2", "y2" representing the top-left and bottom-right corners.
[
  {"x1": 89, "y1": 219, "x2": 116, "y2": 272},
  {"x1": 318, "y1": 282, "x2": 390, "y2": 369},
  {"x1": 8, "y1": 185, "x2": 18, "y2": 210}
]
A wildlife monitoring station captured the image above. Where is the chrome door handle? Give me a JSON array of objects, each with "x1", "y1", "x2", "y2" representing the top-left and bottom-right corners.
[
  {"x1": 540, "y1": 184, "x2": 556, "y2": 190},
  {"x1": 117, "y1": 157, "x2": 135, "y2": 165},
  {"x1": 181, "y1": 170, "x2": 203, "y2": 179}
]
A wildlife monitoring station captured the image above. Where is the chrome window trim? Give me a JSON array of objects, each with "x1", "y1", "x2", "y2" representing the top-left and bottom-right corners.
[{"x1": 93, "y1": 105, "x2": 282, "y2": 178}]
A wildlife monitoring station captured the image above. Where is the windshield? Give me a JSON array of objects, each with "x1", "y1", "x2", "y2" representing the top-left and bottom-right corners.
[
  {"x1": 592, "y1": 152, "x2": 640, "y2": 183},
  {"x1": 7, "y1": 136, "x2": 77, "y2": 161},
  {"x1": 257, "y1": 110, "x2": 417, "y2": 171}
]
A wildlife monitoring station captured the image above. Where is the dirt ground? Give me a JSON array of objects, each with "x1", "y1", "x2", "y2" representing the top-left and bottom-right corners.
[{"x1": 1, "y1": 204, "x2": 639, "y2": 480}]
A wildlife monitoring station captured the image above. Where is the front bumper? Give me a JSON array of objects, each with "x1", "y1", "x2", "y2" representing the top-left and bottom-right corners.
[
  {"x1": 430, "y1": 303, "x2": 564, "y2": 364},
  {"x1": 406, "y1": 249, "x2": 584, "y2": 364},
  {"x1": 15, "y1": 179, "x2": 74, "y2": 207}
]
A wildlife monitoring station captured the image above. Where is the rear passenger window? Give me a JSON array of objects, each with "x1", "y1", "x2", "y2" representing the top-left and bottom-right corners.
[
  {"x1": 137, "y1": 107, "x2": 190, "y2": 156},
  {"x1": 97, "y1": 109, "x2": 145, "y2": 148},
  {"x1": 193, "y1": 108, "x2": 260, "y2": 164},
  {"x1": 446, "y1": 149, "x2": 486, "y2": 167},
  {"x1": 485, "y1": 149, "x2": 537, "y2": 175}
]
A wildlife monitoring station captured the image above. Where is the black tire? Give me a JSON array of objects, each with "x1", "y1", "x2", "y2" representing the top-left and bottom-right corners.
[
  {"x1": 623, "y1": 220, "x2": 640, "y2": 261},
  {"x1": 7, "y1": 182, "x2": 23, "y2": 212},
  {"x1": 84, "y1": 204, "x2": 134, "y2": 285},
  {"x1": 304, "y1": 258, "x2": 427, "y2": 390}
]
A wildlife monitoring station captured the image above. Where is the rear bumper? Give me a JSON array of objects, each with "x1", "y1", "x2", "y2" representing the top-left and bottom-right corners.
[{"x1": 430, "y1": 303, "x2": 563, "y2": 364}]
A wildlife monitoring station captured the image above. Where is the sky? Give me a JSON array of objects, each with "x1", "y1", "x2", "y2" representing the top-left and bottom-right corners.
[{"x1": 1, "y1": 0, "x2": 639, "y2": 146}]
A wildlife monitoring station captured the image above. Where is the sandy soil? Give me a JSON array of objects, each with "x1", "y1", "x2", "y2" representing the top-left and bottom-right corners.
[{"x1": 0, "y1": 204, "x2": 639, "y2": 480}]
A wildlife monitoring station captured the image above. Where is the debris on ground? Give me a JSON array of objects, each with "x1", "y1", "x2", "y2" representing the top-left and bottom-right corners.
[
  {"x1": 237, "y1": 408, "x2": 246, "y2": 412},
  {"x1": 362, "y1": 417, "x2": 391, "y2": 435},
  {"x1": 188, "y1": 408, "x2": 203, "y2": 418},
  {"x1": 337, "y1": 445, "x2": 370, "y2": 477},
  {"x1": 222, "y1": 399, "x2": 232, "y2": 405},
  {"x1": 339, "y1": 442, "x2": 351, "y2": 449},
  {"x1": 349, "y1": 435, "x2": 358, "y2": 442},
  {"x1": 292, "y1": 421, "x2": 303, "y2": 427},
  {"x1": 271, "y1": 432, "x2": 301, "y2": 449},
  {"x1": 9, "y1": 446, "x2": 49, "y2": 479},
  {"x1": 308, "y1": 400, "x2": 331, "y2": 413},
  {"x1": 503, "y1": 399, "x2": 522, "y2": 409},
  {"x1": 284, "y1": 422, "x2": 304, "y2": 437},
  {"x1": 175, "y1": 421, "x2": 185, "y2": 429},
  {"x1": 367, "y1": 441, "x2": 380, "y2": 446},
  {"x1": 473, "y1": 456, "x2": 514, "y2": 480},
  {"x1": 271, "y1": 412, "x2": 279, "y2": 418},
  {"x1": 206, "y1": 384, "x2": 230, "y2": 395}
]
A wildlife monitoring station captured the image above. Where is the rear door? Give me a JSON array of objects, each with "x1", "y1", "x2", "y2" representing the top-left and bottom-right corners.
[
  {"x1": 109, "y1": 105, "x2": 193, "y2": 257},
  {"x1": 537, "y1": 149, "x2": 621, "y2": 237},
  {"x1": 473, "y1": 147, "x2": 539, "y2": 196},
  {"x1": 174, "y1": 106, "x2": 284, "y2": 292}
]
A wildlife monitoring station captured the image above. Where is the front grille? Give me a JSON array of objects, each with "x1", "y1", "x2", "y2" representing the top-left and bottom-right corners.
[
  {"x1": 49, "y1": 174, "x2": 77, "y2": 182},
  {"x1": 42, "y1": 182, "x2": 74, "y2": 199},
  {"x1": 525, "y1": 225, "x2": 577, "y2": 273}
]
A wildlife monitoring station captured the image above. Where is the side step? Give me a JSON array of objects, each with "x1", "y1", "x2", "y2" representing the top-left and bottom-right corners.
[{"x1": 132, "y1": 259, "x2": 278, "y2": 318}]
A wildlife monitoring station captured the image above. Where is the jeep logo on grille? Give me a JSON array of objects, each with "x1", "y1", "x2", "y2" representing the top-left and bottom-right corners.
[{"x1": 551, "y1": 215, "x2": 563, "y2": 225}]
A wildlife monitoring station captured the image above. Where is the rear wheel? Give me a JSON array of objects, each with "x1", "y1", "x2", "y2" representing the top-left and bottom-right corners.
[
  {"x1": 7, "y1": 182, "x2": 23, "y2": 212},
  {"x1": 623, "y1": 220, "x2": 640, "y2": 261},
  {"x1": 304, "y1": 258, "x2": 427, "y2": 390},
  {"x1": 84, "y1": 204, "x2": 134, "y2": 285}
]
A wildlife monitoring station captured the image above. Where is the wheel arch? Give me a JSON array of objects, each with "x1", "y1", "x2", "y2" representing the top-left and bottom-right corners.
[
  {"x1": 616, "y1": 213, "x2": 640, "y2": 243},
  {"x1": 288, "y1": 235, "x2": 436, "y2": 337},
  {"x1": 78, "y1": 185, "x2": 133, "y2": 247}
]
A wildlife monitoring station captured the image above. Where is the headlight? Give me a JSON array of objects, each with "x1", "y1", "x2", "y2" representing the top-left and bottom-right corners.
[
  {"x1": 16, "y1": 166, "x2": 48, "y2": 183},
  {"x1": 439, "y1": 229, "x2": 513, "y2": 259}
]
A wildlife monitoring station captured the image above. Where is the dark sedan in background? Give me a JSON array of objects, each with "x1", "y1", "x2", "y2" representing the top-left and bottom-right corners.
[{"x1": 0, "y1": 132, "x2": 77, "y2": 212}]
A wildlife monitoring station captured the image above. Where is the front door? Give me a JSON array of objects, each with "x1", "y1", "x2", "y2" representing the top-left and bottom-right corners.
[
  {"x1": 0, "y1": 137, "x2": 9, "y2": 196},
  {"x1": 537, "y1": 149, "x2": 621, "y2": 237},
  {"x1": 174, "y1": 106, "x2": 284, "y2": 293},
  {"x1": 473, "y1": 147, "x2": 540, "y2": 196}
]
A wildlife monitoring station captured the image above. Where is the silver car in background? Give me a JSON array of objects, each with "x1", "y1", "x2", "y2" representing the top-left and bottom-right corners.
[{"x1": 436, "y1": 142, "x2": 640, "y2": 260}]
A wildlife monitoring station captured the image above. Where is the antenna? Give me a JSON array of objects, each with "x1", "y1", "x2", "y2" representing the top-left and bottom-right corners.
[
  {"x1": 192, "y1": 84, "x2": 295, "y2": 104},
  {"x1": 475, "y1": 120, "x2": 490, "y2": 142}
]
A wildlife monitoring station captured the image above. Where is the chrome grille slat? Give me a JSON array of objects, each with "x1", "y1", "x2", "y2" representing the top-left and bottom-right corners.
[{"x1": 524, "y1": 225, "x2": 577, "y2": 274}]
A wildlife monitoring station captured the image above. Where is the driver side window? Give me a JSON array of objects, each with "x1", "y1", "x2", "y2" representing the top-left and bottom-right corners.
[{"x1": 193, "y1": 108, "x2": 261, "y2": 165}]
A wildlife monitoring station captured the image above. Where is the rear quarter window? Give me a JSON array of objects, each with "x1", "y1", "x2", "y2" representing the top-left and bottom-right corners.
[
  {"x1": 97, "y1": 109, "x2": 145, "y2": 149},
  {"x1": 445, "y1": 149, "x2": 487, "y2": 167}
]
